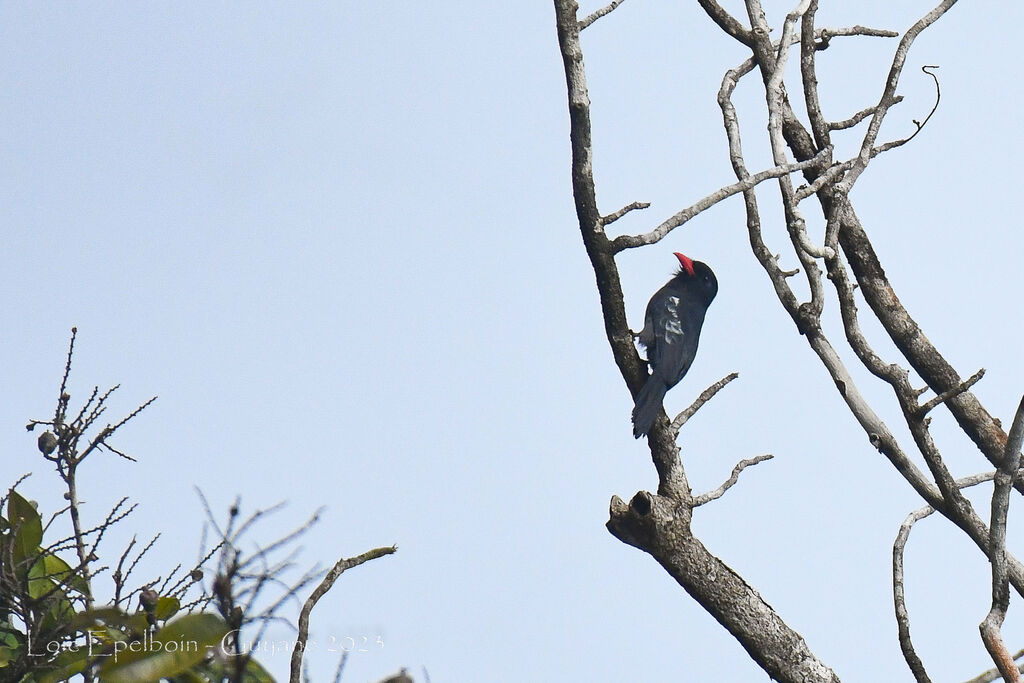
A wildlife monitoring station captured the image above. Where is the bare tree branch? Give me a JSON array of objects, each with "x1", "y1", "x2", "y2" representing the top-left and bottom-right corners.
[
  {"x1": 827, "y1": 98, "x2": 903, "y2": 131},
  {"x1": 837, "y1": 1, "x2": 959, "y2": 194},
  {"x1": 578, "y1": 0, "x2": 626, "y2": 30},
  {"x1": 859, "y1": 64, "x2": 942, "y2": 159},
  {"x1": 916, "y1": 369, "x2": 985, "y2": 417},
  {"x1": 964, "y1": 651, "x2": 1024, "y2": 683},
  {"x1": 601, "y1": 200, "x2": 649, "y2": 226},
  {"x1": 894, "y1": 505, "x2": 941, "y2": 683},
  {"x1": 670, "y1": 372, "x2": 738, "y2": 433},
  {"x1": 694, "y1": 455, "x2": 774, "y2": 506},
  {"x1": 819, "y1": 25, "x2": 899, "y2": 40},
  {"x1": 609, "y1": 151, "x2": 830, "y2": 252},
  {"x1": 289, "y1": 546, "x2": 397, "y2": 683},
  {"x1": 717, "y1": 33, "x2": 942, "y2": 512},
  {"x1": 696, "y1": 0, "x2": 753, "y2": 46},
  {"x1": 894, "y1": 471, "x2": 1009, "y2": 683},
  {"x1": 980, "y1": 396, "x2": 1024, "y2": 682}
]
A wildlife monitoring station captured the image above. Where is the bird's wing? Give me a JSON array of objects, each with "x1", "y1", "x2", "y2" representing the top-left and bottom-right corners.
[{"x1": 645, "y1": 291, "x2": 701, "y2": 385}]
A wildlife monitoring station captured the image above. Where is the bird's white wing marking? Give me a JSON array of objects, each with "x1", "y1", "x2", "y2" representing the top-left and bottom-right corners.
[{"x1": 662, "y1": 297, "x2": 683, "y2": 344}]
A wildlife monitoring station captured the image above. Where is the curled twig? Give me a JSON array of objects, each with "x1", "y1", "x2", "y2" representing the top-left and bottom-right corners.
[
  {"x1": 838, "y1": 0, "x2": 958, "y2": 194},
  {"x1": 867, "y1": 65, "x2": 942, "y2": 157}
]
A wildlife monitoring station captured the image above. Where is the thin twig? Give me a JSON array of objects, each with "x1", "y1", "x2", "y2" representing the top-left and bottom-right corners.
[
  {"x1": 289, "y1": 546, "x2": 397, "y2": 683},
  {"x1": 828, "y1": 97, "x2": 904, "y2": 131},
  {"x1": 837, "y1": 1, "x2": 959, "y2": 194},
  {"x1": 610, "y1": 152, "x2": 829, "y2": 252},
  {"x1": 601, "y1": 201, "x2": 650, "y2": 226},
  {"x1": 113, "y1": 536, "x2": 138, "y2": 606},
  {"x1": 331, "y1": 651, "x2": 349, "y2": 683},
  {"x1": 818, "y1": 25, "x2": 899, "y2": 42},
  {"x1": 894, "y1": 507, "x2": 938, "y2": 683},
  {"x1": 693, "y1": 454, "x2": 774, "y2": 506},
  {"x1": 963, "y1": 650, "x2": 1024, "y2": 683},
  {"x1": 916, "y1": 369, "x2": 985, "y2": 417},
  {"x1": 578, "y1": 0, "x2": 626, "y2": 30},
  {"x1": 670, "y1": 373, "x2": 739, "y2": 433},
  {"x1": 55, "y1": 327, "x2": 78, "y2": 425},
  {"x1": 863, "y1": 65, "x2": 942, "y2": 158}
]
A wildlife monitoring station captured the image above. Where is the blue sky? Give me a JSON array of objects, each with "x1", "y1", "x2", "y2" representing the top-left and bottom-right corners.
[{"x1": 3, "y1": 2, "x2": 1024, "y2": 681}]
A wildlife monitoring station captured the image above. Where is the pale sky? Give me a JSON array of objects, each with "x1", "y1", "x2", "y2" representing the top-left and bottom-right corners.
[{"x1": 3, "y1": 2, "x2": 1024, "y2": 681}]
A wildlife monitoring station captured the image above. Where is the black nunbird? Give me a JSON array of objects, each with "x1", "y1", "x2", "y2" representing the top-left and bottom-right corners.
[{"x1": 631, "y1": 252, "x2": 718, "y2": 438}]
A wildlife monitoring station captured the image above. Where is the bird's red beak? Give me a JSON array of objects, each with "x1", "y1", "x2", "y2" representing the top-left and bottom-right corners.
[{"x1": 674, "y1": 252, "x2": 696, "y2": 277}]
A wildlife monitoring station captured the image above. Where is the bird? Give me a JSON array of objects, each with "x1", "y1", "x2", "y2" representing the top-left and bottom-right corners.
[{"x1": 632, "y1": 252, "x2": 718, "y2": 438}]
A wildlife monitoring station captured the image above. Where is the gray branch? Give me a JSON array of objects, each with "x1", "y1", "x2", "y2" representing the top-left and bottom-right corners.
[
  {"x1": 601, "y1": 200, "x2": 650, "y2": 226},
  {"x1": 980, "y1": 396, "x2": 1024, "y2": 682},
  {"x1": 578, "y1": 0, "x2": 627, "y2": 30},
  {"x1": 694, "y1": 455, "x2": 774, "y2": 506},
  {"x1": 609, "y1": 153, "x2": 830, "y2": 252},
  {"x1": 916, "y1": 369, "x2": 985, "y2": 417},
  {"x1": 827, "y1": 98, "x2": 902, "y2": 131},
  {"x1": 671, "y1": 372, "x2": 738, "y2": 433},
  {"x1": 836, "y1": 0, "x2": 960, "y2": 193},
  {"x1": 964, "y1": 650, "x2": 1024, "y2": 683},
  {"x1": 289, "y1": 546, "x2": 397, "y2": 683}
]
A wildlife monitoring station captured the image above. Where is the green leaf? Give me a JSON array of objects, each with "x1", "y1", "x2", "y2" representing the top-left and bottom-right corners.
[
  {"x1": 28, "y1": 559, "x2": 76, "y2": 632},
  {"x1": 154, "y1": 596, "x2": 180, "y2": 622},
  {"x1": 33, "y1": 551, "x2": 90, "y2": 598},
  {"x1": 27, "y1": 558, "x2": 56, "y2": 599},
  {"x1": 8, "y1": 491, "x2": 42, "y2": 573},
  {"x1": 39, "y1": 596, "x2": 75, "y2": 633},
  {"x1": 98, "y1": 613, "x2": 229, "y2": 683},
  {"x1": 0, "y1": 644, "x2": 19, "y2": 667},
  {"x1": 28, "y1": 566, "x2": 75, "y2": 634},
  {"x1": 0, "y1": 628, "x2": 20, "y2": 649}
]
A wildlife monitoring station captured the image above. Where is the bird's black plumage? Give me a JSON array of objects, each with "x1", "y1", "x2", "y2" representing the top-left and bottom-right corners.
[{"x1": 632, "y1": 253, "x2": 718, "y2": 438}]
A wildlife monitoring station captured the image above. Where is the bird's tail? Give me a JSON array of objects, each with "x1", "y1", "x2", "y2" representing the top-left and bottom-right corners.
[{"x1": 632, "y1": 376, "x2": 668, "y2": 439}]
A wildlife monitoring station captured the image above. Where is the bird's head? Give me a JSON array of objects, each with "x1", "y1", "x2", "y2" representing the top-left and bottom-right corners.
[{"x1": 673, "y1": 252, "x2": 718, "y2": 304}]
